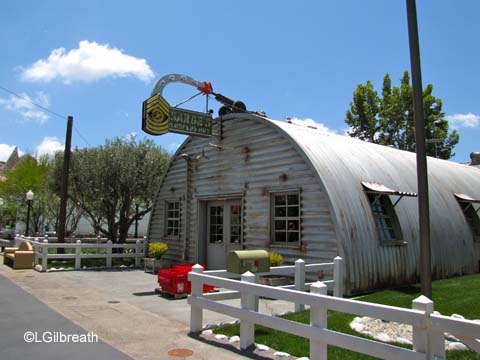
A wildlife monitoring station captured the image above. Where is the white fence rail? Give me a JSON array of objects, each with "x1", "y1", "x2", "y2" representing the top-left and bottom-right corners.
[
  {"x1": 14, "y1": 235, "x2": 145, "y2": 272},
  {"x1": 188, "y1": 264, "x2": 480, "y2": 360},
  {"x1": 203, "y1": 257, "x2": 344, "y2": 311}
]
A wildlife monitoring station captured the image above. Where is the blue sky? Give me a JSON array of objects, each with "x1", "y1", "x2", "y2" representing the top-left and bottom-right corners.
[{"x1": 1, "y1": 1, "x2": 479, "y2": 163}]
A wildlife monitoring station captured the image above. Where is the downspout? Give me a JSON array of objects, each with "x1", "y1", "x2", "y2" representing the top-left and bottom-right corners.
[{"x1": 180, "y1": 153, "x2": 191, "y2": 261}]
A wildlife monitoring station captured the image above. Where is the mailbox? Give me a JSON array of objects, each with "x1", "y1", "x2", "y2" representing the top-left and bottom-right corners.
[{"x1": 227, "y1": 250, "x2": 270, "y2": 274}]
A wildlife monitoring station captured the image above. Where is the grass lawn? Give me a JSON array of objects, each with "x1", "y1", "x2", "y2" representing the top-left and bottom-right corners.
[{"x1": 214, "y1": 274, "x2": 480, "y2": 359}]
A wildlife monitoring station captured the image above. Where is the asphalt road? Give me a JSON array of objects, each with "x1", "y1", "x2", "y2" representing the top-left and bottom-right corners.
[{"x1": 0, "y1": 274, "x2": 134, "y2": 360}]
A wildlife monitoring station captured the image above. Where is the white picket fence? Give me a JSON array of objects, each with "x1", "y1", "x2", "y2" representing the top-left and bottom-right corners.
[
  {"x1": 188, "y1": 264, "x2": 480, "y2": 360},
  {"x1": 15, "y1": 235, "x2": 145, "y2": 272}
]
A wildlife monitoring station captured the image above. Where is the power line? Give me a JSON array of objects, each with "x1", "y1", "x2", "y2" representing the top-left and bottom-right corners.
[
  {"x1": 0, "y1": 85, "x2": 67, "y2": 120},
  {"x1": 0, "y1": 85, "x2": 91, "y2": 147}
]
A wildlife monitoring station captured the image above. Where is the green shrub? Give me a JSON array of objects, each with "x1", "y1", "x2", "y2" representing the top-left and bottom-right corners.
[
  {"x1": 268, "y1": 252, "x2": 283, "y2": 267},
  {"x1": 149, "y1": 242, "x2": 169, "y2": 260}
]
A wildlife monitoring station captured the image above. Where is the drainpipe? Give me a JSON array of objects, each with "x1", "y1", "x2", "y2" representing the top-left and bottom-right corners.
[{"x1": 180, "y1": 154, "x2": 191, "y2": 261}]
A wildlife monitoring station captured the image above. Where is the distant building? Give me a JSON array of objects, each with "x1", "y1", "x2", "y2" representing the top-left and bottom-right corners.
[{"x1": 147, "y1": 113, "x2": 480, "y2": 295}]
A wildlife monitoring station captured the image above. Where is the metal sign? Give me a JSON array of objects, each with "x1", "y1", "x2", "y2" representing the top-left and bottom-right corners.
[
  {"x1": 142, "y1": 94, "x2": 170, "y2": 135},
  {"x1": 169, "y1": 108, "x2": 212, "y2": 137},
  {"x1": 142, "y1": 93, "x2": 212, "y2": 137}
]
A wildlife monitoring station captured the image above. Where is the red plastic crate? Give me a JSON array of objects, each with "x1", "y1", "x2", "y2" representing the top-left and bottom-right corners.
[
  {"x1": 158, "y1": 264, "x2": 215, "y2": 295},
  {"x1": 157, "y1": 269, "x2": 188, "y2": 295}
]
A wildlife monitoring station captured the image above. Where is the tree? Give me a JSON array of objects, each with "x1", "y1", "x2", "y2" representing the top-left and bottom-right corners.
[
  {"x1": 0, "y1": 156, "x2": 49, "y2": 233},
  {"x1": 345, "y1": 71, "x2": 459, "y2": 159},
  {"x1": 50, "y1": 136, "x2": 170, "y2": 243}
]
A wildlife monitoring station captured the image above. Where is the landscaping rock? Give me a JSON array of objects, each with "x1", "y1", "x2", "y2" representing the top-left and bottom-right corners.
[
  {"x1": 375, "y1": 333, "x2": 391, "y2": 342},
  {"x1": 201, "y1": 330, "x2": 213, "y2": 336},
  {"x1": 228, "y1": 335, "x2": 240, "y2": 343},
  {"x1": 273, "y1": 351, "x2": 290, "y2": 357},
  {"x1": 255, "y1": 343, "x2": 270, "y2": 351},
  {"x1": 451, "y1": 314, "x2": 465, "y2": 320},
  {"x1": 447, "y1": 342, "x2": 468, "y2": 351},
  {"x1": 214, "y1": 334, "x2": 228, "y2": 341},
  {"x1": 395, "y1": 337, "x2": 412, "y2": 345}
]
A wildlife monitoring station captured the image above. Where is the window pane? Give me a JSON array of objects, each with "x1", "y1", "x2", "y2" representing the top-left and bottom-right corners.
[
  {"x1": 287, "y1": 232, "x2": 299, "y2": 243},
  {"x1": 275, "y1": 220, "x2": 286, "y2": 230},
  {"x1": 275, "y1": 207, "x2": 286, "y2": 217},
  {"x1": 275, "y1": 231, "x2": 286, "y2": 242},
  {"x1": 288, "y1": 220, "x2": 299, "y2": 231},
  {"x1": 367, "y1": 193, "x2": 400, "y2": 242},
  {"x1": 287, "y1": 206, "x2": 299, "y2": 217},
  {"x1": 287, "y1": 194, "x2": 299, "y2": 205},
  {"x1": 275, "y1": 195, "x2": 286, "y2": 206}
]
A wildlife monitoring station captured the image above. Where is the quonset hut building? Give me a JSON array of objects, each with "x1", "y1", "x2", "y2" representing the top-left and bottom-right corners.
[{"x1": 147, "y1": 113, "x2": 480, "y2": 294}]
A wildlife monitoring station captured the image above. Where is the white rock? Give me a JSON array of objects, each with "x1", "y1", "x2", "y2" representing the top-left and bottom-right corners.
[
  {"x1": 229, "y1": 336, "x2": 240, "y2": 343},
  {"x1": 447, "y1": 342, "x2": 468, "y2": 351},
  {"x1": 204, "y1": 323, "x2": 215, "y2": 329},
  {"x1": 350, "y1": 322, "x2": 365, "y2": 332},
  {"x1": 214, "y1": 334, "x2": 228, "y2": 341},
  {"x1": 473, "y1": 319, "x2": 480, "y2": 324},
  {"x1": 34, "y1": 265, "x2": 42, "y2": 271},
  {"x1": 297, "y1": 358, "x2": 310, "y2": 360},
  {"x1": 351, "y1": 316, "x2": 363, "y2": 324},
  {"x1": 376, "y1": 333, "x2": 391, "y2": 342},
  {"x1": 201, "y1": 330, "x2": 213, "y2": 336},
  {"x1": 395, "y1": 337, "x2": 412, "y2": 345},
  {"x1": 445, "y1": 333, "x2": 460, "y2": 342},
  {"x1": 120, "y1": 265, "x2": 126, "y2": 268},
  {"x1": 58, "y1": 267, "x2": 65, "y2": 271},
  {"x1": 433, "y1": 310, "x2": 441, "y2": 315},
  {"x1": 219, "y1": 321, "x2": 232, "y2": 327},
  {"x1": 82, "y1": 266, "x2": 87, "y2": 269},
  {"x1": 451, "y1": 314, "x2": 465, "y2": 320},
  {"x1": 255, "y1": 343, "x2": 270, "y2": 351},
  {"x1": 273, "y1": 351, "x2": 290, "y2": 357},
  {"x1": 50, "y1": 267, "x2": 57, "y2": 270}
]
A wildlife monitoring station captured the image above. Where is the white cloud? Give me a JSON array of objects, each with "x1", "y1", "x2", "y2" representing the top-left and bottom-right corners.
[
  {"x1": 36, "y1": 137, "x2": 64, "y2": 158},
  {"x1": 0, "y1": 144, "x2": 17, "y2": 162},
  {"x1": 0, "y1": 92, "x2": 50, "y2": 123},
  {"x1": 21, "y1": 40, "x2": 154, "y2": 84},
  {"x1": 446, "y1": 112, "x2": 480, "y2": 128},
  {"x1": 287, "y1": 117, "x2": 337, "y2": 135}
]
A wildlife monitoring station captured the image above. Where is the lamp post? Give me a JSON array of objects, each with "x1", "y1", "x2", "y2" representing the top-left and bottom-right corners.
[{"x1": 25, "y1": 190, "x2": 34, "y2": 236}]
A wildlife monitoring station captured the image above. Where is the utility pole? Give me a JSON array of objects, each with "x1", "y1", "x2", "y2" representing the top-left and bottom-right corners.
[
  {"x1": 58, "y1": 116, "x2": 73, "y2": 244},
  {"x1": 406, "y1": 0, "x2": 432, "y2": 299}
]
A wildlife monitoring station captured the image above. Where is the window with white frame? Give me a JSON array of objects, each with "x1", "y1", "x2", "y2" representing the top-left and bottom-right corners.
[
  {"x1": 271, "y1": 191, "x2": 300, "y2": 244},
  {"x1": 165, "y1": 200, "x2": 180, "y2": 237},
  {"x1": 366, "y1": 192, "x2": 403, "y2": 243}
]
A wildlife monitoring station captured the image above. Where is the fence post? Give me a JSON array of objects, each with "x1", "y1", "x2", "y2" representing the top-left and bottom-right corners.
[
  {"x1": 96, "y1": 235, "x2": 101, "y2": 254},
  {"x1": 240, "y1": 271, "x2": 256, "y2": 350},
  {"x1": 333, "y1": 256, "x2": 344, "y2": 297},
  {"x1": 310, "y1": 281, "x2": 328, "y2": 360},
  {"x1": 106, "y1": 240, "x2": 112, "y2": 268},
  {"x1": 295, "y1": 259, "x2": 306, "y2": 312},
  {"x1": 75, "y1": 240, "x2": 82, "y2": 269},
  {"x1": 42, "y1": 238, "x2": 48, "y2": 272},
  {"x1": 135, "y1": 239, "x2": 142, "y2": 267},
  {"x1": 190, "y1": 264, "x2": 204, "y2": 333},
  {"x1": 412, "y1": 295, "x2": 445, "y2": 360}
]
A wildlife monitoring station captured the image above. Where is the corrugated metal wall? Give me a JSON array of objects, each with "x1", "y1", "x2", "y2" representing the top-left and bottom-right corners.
[
  {"x1": 148, "y1": 113, "x2": 480, "y2": 294},
  {"x1": 148, "y1": 115, "x2": 338, "y2": 266},
  {"x1": 274, "y1": 119, "x2": 480, "y2": 293}
]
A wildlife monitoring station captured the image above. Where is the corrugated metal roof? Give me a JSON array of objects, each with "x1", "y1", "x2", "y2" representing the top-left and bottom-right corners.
[{"x1": 229, "y1": 114, "x2": 480, "y2": 292}]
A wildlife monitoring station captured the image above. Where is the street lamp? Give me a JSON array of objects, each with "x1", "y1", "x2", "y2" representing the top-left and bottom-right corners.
[{"x1": 25, "y1": 190, "x2": 34, "y2": 236}]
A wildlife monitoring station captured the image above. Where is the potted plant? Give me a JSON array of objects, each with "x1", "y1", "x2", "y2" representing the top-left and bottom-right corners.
[
  {"x1": 144, "y1": 242, "x2": 170, "y2": 273},
  {"x1": 259, "y1": 252, "x2": 291, "y2": 286}
]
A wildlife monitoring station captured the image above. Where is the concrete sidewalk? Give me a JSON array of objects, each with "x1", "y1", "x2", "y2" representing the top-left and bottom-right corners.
[
  {"x1": 0, "y1": 274, "x2": 134, "y2": 360},
  {"x1": 0, "y1": 264, "x2": 296, "y2": 360}
]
